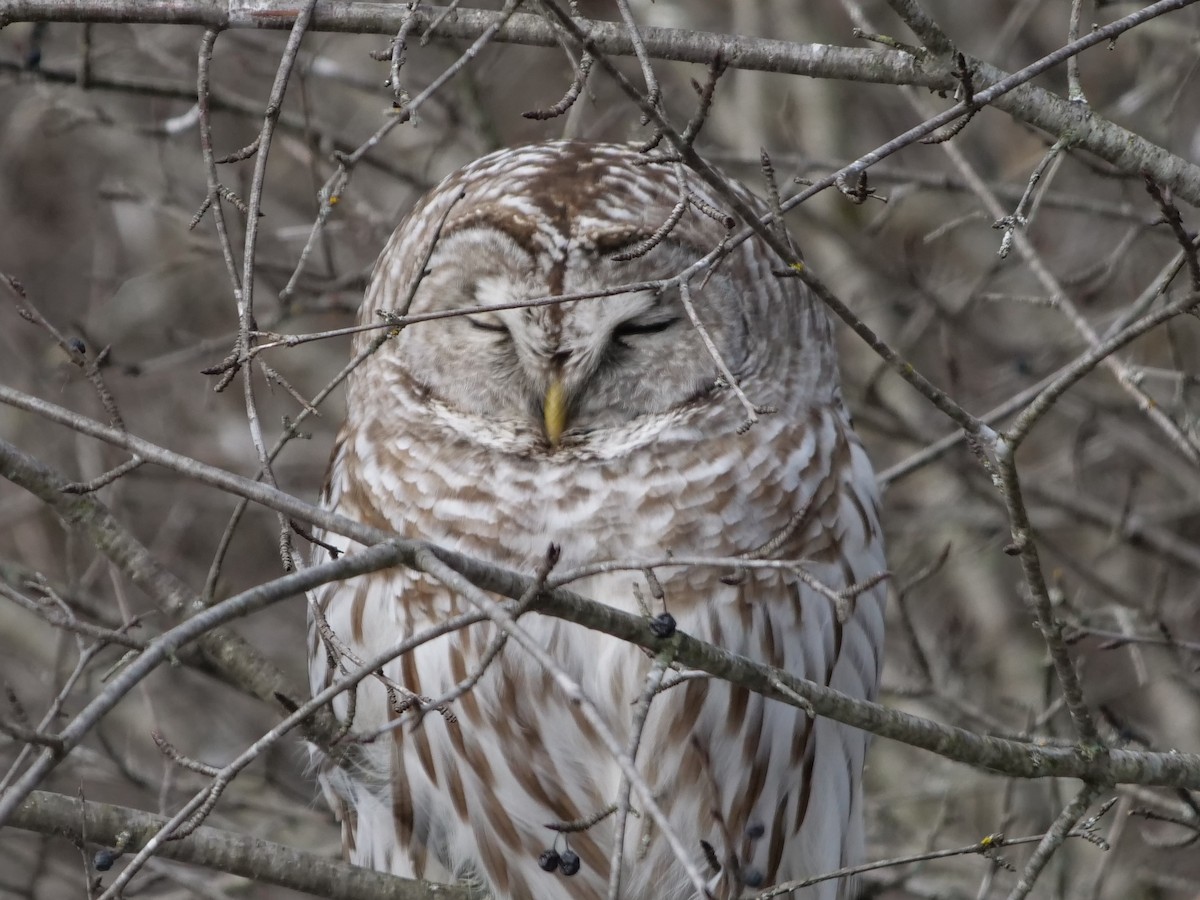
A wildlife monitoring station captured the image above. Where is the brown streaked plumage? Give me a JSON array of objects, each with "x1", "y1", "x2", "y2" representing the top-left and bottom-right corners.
[{"x1": 309, "y1": 141, "x2": 886, "y2": 899}]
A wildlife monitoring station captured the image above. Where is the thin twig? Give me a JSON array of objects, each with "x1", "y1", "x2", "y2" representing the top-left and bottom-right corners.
[
  {"x1": 1067, "y1": 0, "x2": 1088, "y2": 104},
  {"x1": 995, "y1": 138, "x2": 1069, "y2": 259},
  {"x1": 994, "y1": 436, "x2": 1101, "y2": 745},
  {"x1": 1143, "y1": 175, "x2": 1200, "y2": 290},
  {"x1": 678, "y1": 280, "x2": 773, "y2": 433},
  {"x1": 755, "y1": 823, "x2": 1103, "y2": 899},
  {"x1": 1004, "y1": 784, "x2": 1103, "y2": 900},
  {"x1": 607, "y1": 647, "x2": 672, "y2": 900}
]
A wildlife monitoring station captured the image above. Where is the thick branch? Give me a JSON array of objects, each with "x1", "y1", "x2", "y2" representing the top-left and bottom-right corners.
[
  {"x1": 9, "y1": 790, "x2": 474, "y2": 900},
  {"x1": 4, "y1": 2, "x2": 1200, "y2": 203},
  {"x1": 2, "y1": 2, "x2": 926, "y2": 85}
]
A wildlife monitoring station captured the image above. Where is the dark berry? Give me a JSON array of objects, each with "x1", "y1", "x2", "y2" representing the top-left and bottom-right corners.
[
  {"x1": 69, "y1": 338, "x2": 87, "y2": 355},
  {"x1": 649, "y1": 612, "x2": 676, "y2": 638},
  {"x1": 93, "y1": 849, "x2": 118, "y2": 871},
  {"x1": 537, "y1": 849, "x2": 560, "y2": 872},
  {"x1": 559, "y1": 848, "x2": 581, "y2": 876}
]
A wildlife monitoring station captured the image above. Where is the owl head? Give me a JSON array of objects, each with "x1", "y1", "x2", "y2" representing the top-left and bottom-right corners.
[{"x1": 355, "y1": 141, "x2": 837, "y2": 453}]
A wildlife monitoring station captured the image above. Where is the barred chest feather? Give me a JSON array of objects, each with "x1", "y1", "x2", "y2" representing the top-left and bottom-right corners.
[{"x1": 309, "y1": 387, "x2": 886, "y2": 900}]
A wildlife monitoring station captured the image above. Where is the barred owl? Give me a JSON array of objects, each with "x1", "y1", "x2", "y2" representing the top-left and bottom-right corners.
[{"x1": 309, "y1": 141, "x2": 886, "y2": 900}]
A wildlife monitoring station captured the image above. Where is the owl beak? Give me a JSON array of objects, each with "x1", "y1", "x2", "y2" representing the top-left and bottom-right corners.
[{"x1": 544, "y1": 378, "x2": 568, "y2": 446}]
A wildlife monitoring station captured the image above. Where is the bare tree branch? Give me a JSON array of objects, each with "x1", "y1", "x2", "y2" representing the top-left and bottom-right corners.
[
  {"x1": 8, "y1": 790, "x2": 476, "y2": 900},
  {"x1": 5, "y1": 1, "x2": 1200, "y2": 202}
]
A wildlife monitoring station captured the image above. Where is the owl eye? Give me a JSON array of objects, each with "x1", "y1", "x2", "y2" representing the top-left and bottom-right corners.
[
  {"x1": 612, "y1": 317, "x2": 679, "y2": 339},
  {"x1": 465, "y1": 316, "x2": 508, "y2": 334}
]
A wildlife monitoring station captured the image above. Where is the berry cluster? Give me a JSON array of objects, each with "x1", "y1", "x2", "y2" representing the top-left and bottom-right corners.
[{"x1": 537, "y1": 843, "x2": 581, "y2": 877}]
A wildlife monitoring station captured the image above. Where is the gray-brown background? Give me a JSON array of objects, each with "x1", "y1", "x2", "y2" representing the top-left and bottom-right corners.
[{"x1": 3, "y1": 2, "x2": 1200, "y2": 898}]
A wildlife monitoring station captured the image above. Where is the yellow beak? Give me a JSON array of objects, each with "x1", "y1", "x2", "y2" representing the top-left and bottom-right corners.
[{"x1": 544, "y1": 379, "x2": 567, "y2": 446}]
